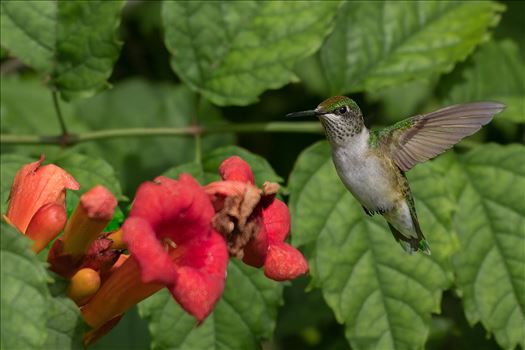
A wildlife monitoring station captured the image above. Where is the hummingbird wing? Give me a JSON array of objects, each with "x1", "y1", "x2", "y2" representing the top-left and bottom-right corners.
[{"x1": 377, "y1": 102, "x2": 505, "y2": 172}]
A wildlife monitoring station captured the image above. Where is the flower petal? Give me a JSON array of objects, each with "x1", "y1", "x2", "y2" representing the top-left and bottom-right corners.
[
  {"x1": 168, "y1": 231, "x2": 228, "y2": 321},
  {"x1": 242, "y1": 224, "x2": 268, "y2": 268},
  {"x1": 129, "y1": 175, "x2": 214, "y2": 244},
  {"x1": 264, "y1": 242, "x2": 308, "y2": 281},
  {"x1": 219, "y1": 156, "x2": 255, "y2": 184},
  {"x1": 261, "y1": 199, "x2": 290, "y2": 243},
  {"x1": 123, "y1": 217, "x2": 177, "y2": 285}
]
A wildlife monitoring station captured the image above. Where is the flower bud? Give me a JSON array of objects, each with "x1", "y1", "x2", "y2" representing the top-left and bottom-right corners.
[
  {"x1": 25, "y1": 203, "x2": 68, "y2": 253},
  {"x1": 81, "y1": 257, "x2": 162, "y2": 329},
  {"x1": 67, "y1": 268, "x2": 101, "y2": 306},
  {"x1": 61, "y1": 186, "x2": 117, "y2": 258}
]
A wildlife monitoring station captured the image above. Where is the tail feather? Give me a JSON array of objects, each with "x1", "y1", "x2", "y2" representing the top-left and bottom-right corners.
[{"x1": 387, "y1": 222, "x2": 431, "y2": 255}]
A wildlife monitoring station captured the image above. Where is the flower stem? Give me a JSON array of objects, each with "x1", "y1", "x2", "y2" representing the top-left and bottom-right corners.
[
  {"x1": 0, "y1": 122, "x2": 323, "y2": 146},
  {"x1": 52, "y1": 91, "x2": 69, "y2": 137}
]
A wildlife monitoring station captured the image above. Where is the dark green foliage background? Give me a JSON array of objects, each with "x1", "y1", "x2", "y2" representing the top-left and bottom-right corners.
[{"x1": 1, "y1": 1, "x2": 524, "y2": 350}]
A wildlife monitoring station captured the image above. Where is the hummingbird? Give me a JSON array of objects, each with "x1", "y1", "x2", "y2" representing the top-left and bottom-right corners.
[{"x1": 287, "y1": 96, "x2": 505, "y2": 254}]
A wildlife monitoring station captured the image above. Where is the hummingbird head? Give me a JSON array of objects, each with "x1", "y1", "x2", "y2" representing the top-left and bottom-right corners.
[{"x1": 287, "y1": 96, "x2": 364, "y2": 146}]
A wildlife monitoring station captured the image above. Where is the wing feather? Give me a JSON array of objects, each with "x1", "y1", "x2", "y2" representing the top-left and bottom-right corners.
[{"x1": 388, "y1": 102, "x2": 505, "y2": 171}]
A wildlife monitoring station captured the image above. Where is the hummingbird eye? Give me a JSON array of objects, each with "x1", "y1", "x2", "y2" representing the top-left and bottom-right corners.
[{"x1": 337, "y1": 106, "x2": 348, "y2": 115}]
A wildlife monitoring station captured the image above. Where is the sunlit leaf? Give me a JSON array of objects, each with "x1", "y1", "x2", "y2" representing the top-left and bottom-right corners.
[
  {"x1": 139, "y1": 260, "x2": 283, "y2": 350},
  {"x1": 162, "y1": 1, "x2": 340, "y2": 106},
  {"x1": 452, "y1": 144, "x2": 525, "y2": 349},
  {"x1": 0, "y1": 1, "x2": 124, "y2": 100},
  {"x1": 288, "y1": 141, "x2": 455, "y2": 350},
  {"x1": 447, "y1": 40, "x2": 525, "y2": 123},
  {"x1": 320, "y1": 1, "x2": 504, "y2": 94}
]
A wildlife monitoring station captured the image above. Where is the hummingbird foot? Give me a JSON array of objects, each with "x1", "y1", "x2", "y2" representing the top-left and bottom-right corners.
[{"x1": 362, "y1": 206, "x2": 387, "y2": 216}]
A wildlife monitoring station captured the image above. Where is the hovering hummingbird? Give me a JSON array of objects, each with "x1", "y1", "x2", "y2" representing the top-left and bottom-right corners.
[{"x1": 287, "y1": 96, "x2": 505, "y2": 254}]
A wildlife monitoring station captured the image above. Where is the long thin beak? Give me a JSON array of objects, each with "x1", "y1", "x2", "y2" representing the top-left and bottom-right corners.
[{"x1": 285, "y1": 110, "x2": 319, "y2": 118}]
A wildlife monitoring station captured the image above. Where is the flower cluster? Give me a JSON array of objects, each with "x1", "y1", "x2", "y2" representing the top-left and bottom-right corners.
[{"x1": 3, "y1": 155, "x2": 308, "y2": 345}]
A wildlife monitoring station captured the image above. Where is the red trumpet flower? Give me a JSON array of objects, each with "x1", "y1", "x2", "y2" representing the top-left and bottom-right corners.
[
  {"x1": 205, "y1": 156, "x2": 308, "y2": 281},
  {"x1": 81, "y1": 174, "x2": 228, "y2": 332}
]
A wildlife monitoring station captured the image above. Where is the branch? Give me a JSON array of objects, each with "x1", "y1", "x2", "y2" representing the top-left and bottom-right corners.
[
  {"x1": 52, "y1": 91, "x2": 69, "y2": 137},
  {"x1": 0, "y1": 122, "x2": 323, "y2": 146}
]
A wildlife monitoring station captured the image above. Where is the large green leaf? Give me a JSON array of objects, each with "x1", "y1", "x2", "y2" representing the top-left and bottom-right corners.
[
  {"x1": 0, "y1": 223, "x2": 50, "y2": 350},
  {"x1": 139, "y1": 260, "x2": 283, "y2": 350},
  {"x1": 162, "y1": 1, "x2": 340, "y2": 106},
  {"x1": 0, "y1": 1, "x2": 124, "y2": 100},
  {"x1": 288, "y1": 141, "x2": 455, "y2": 350},
  {"x1": 319, "y1": 1, "x2": 504, "y2": 94},
  {"x1": 452, "y1": 144, "x2": 525, "y2": 349},
  {"x1": 447, "y1": 40, "x2": 525, "y2": 123}
]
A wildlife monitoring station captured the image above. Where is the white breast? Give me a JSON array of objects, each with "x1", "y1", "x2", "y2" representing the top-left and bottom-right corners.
[{"x1": 331, "y1": 129, "x2": 397, "y2": 211}]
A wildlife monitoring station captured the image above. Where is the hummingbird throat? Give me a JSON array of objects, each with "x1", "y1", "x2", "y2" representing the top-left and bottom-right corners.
[{"x1": 320, "y1": 113, "x2": 364, "y2": 146}]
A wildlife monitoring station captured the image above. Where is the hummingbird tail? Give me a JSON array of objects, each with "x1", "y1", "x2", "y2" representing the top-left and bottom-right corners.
[{"x1": 387, "y1": 223, "x2": 431, "y2": 255}]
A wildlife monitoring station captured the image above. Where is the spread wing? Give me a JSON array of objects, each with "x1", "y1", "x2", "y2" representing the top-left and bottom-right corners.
[{"x1": 382, "y1": 102, "x2": 505, "y2": 172}]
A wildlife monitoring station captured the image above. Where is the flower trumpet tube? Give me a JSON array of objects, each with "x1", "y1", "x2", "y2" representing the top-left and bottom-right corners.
[
  {"x1": 81, "y1": 256, "x2": 163, "y2": 329},
  {"x1": 61, "y1": 185, "x2": 117, "y2": 258},
  {"x1": 106, "y1": 228, "x2": 126, "y2": 250},
  {"x1": 5, "y1": 155, "x2": 79, "y2": 247},
  {"x1": 48, "y1": 185, "x2": 118, "y2": 278}
]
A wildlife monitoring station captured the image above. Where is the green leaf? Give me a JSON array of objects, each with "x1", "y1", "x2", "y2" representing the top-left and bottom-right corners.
[
  {"x1": 0, "y1": 223, "x2": 50, "y2": 350},
  {"x1": 139, "y1": 260, "x2": 283, "y2": 350},
  {"x1": 74, "y1": 79, "x2": 235, "y2": 194},
  {"x1": 91, "y1": 307, "x2": 150, "y2": 350},
  {"x1": 0, "y1": 1, "x2": 124, "y2": 100},
  {"x1": 43, "y1": 295, "x2": 85, "y2": 350},
  {"x1": 452, "y1": 144, "x2": 525, "y2": 349},
  {"x1": 51, "y1": 152, "x2": 124, "y2": 200},
  {"x1": 319, "y1": 1, "x2": 504, "y2": 94},
  {"x1": 162, "y1": 1, "x2": 340, "y2": 106},
  {"x1": 163, "y1": 145, "x2": 283, "y2": 187},
  {"x1": 366, "y1": 79, "x2": 438, "y2": 125},
  {"x1": 0, "y1": 153, "x2": 34, "y2": 215},
  {"x1": 0, "y1": 77, "x2": 93, "y2": 158},
  {"x1": 288, "y1": 141, "x2": 455, "y2": 350},
  {"x1": 447, "y1": 40, "x2": 525, "y2": 123}
]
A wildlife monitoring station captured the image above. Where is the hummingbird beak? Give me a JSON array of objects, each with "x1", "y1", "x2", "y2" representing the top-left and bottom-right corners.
[{"x1": 285, "y1": 110, "x2": 322, "y2": 118}]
